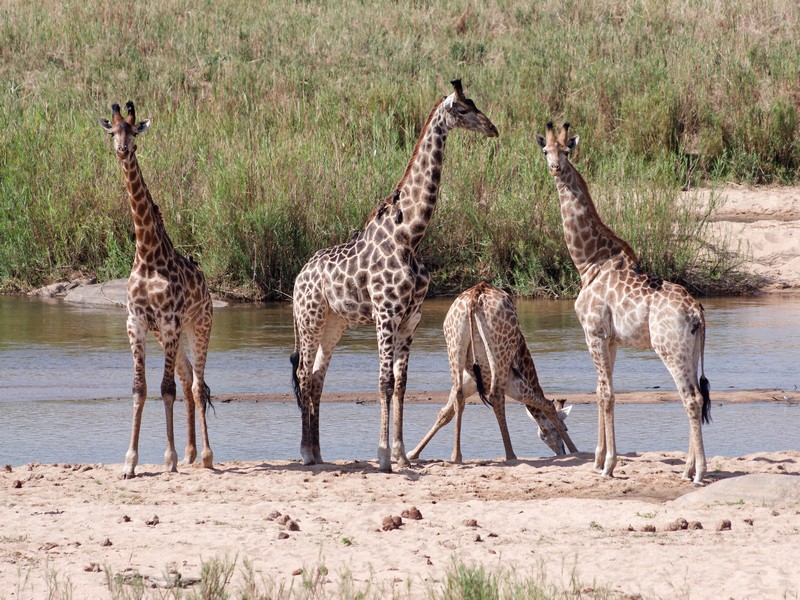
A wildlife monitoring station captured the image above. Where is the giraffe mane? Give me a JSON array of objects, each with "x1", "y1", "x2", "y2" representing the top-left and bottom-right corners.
[{"x1": 364, "y1": 96, "x2": 445, "y2": 225}]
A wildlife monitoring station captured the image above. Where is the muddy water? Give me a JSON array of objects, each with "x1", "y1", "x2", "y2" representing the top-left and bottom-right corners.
[{"x1": 1, "y1": 295, "x2": 799, "y2": 466}]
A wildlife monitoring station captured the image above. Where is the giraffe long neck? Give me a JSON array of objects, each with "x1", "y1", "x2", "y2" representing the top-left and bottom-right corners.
[
  {"x1": 366, "y1": 99, "x2": 450, "y2": 251},
  {"x1": 553, "y1": 161, "x2": 637, "y2": 285},
  {"x1": 513, "y1": 339, "x2": 547, "y2": 403},
  {"x1": 120, "y1": 153, "x2": 173, "y2": 260}
]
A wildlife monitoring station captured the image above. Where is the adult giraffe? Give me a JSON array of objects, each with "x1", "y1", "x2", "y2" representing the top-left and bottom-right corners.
[
  {"x1": 536, "y1": 122, "x2": 710, "y2": 484},
  {"x1": 291, "y1": 80, "x2": 498, "y2": 472},
  {"x1": 99, "y1": 102, "x2": 214, "y2": 479},
  {"x1": 408, "y1": 282, "x2": 577, "y2": 463}
]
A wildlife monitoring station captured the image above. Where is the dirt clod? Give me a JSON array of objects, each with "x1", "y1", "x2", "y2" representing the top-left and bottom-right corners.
[
  {"x1": 401, "y1": 506, "x2": 423, "y2": 520},
  {"x1": 382, "y1": 515, "x2": 403, "y2": 531},
  {"x1": 716, "y1": 519, "x2": 732, "y2": 531}
]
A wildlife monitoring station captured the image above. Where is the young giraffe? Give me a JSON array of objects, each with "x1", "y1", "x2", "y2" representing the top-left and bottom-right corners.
[
  {"x1": 536, "y1": 122, "x2": 711, "y2": 484},
  {"x1": 99, "y1": 102, "x2": 214, "y2": 479},
  {"x1": 408, "y1": 282, "x2": 578, "y2": 462},
  {"x1": 291, "y1": 80, "x2": 499, "y2": 472}
]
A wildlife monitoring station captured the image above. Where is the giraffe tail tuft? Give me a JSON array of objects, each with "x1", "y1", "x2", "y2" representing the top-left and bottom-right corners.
[
  {"x1": 700, "y1": 375, "x2": 711, "y2": 424},
  {"x1": 290, "y1": 351, "x2": 302, "y2": 411},
  {"x1": 472, "y1": 363, "x2": 492, "y2": 407},
  {"x1": 203, "y1": 382, "x2": 215, "y2": 416}
]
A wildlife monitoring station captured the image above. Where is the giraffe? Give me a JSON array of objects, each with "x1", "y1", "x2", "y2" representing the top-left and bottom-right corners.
[
  {"x1": 99, "y1": 101, "x2": 214, "y2": 479},
  {"x1": 291, "y1": 80, "x2": 499, "y2": 472},
  {"x1": 536, "y1": 122, "x2": 711, "y2": 484},
  {"x1": 408, "y1": 282, "x2": 577, "y2": 462}
]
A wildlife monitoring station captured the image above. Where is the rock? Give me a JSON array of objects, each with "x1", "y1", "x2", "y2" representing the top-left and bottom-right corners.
[
  {"x1": 474, "y1": 534, "x2": 483, "y2": 542},
  {"x1": 292, "y1": 568, "x2": 303, "y2": 576},
  {"x1": 382, "y1": 515, "x2": 403, "y2": 531},
  {"x1": 640, "y1": 524, "x2": 656, "y2": 533},
  {"x1": 463, "y1": 519, "x2": 478, "y2": 528},
  {"x1": 84, "y1": 563, "x2": 101, "y2": 573},
  {"x1": 285, "y1": 520, "x2": 300, "y2": 531},
  {"x1": 267, "y1": 510, "x2": 282, "y2": 521},
  {"x1": 12, "y1": 480, "x2": 22, "y2": 489},
  {"x1": 401, "y1": 506, "x2": 423, "y2": 520},
  {"x1": 3, "y1": 465, "x2": 11, "y2": 472},
  {"x1": 277, "y1": 532, "x2": 290, "y2": 540},
  {"x1": 277, "y1": 514, "x2": 291, "y2": 525},
  {"x1": 120, "y1": 515, "x2": 131, "y2": 523},
  {"x1": 101, "y1": 538, "x2": 112, "y2": 547},
  {"x1": 665, "y1": 518, "x2": 689, "y2": 531},
  {"x1": 715, "y1": 519, "x2": 732, "y2": 531},
  {"x1": 743, "y1": 518, "x2": 754, "y2": 526},
  {"x1": 689, "y1": 521, "x2": 703, "y2": 530},
  {"x1": 145, "y1": 515, "x2": 159, "y2": 527}
]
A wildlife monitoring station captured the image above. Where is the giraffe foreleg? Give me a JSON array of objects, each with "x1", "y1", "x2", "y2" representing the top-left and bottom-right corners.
[
  {"x1": 389, "y1": 315, "x2": 420, "y2": 469},
  {"x1": 587, "y1": 335, "x2": 617, "y2": 477},
  {"x1": 123, "y1": 315, "x2": 148, "y2": 479},
  {"x1": 159, "y1": 328, "x2": 181, "y2": 473}
]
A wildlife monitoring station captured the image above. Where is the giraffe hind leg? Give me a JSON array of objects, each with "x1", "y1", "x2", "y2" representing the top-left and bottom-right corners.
[{"x1": 175, "y1": 343, "x2": 197, "y2": 465}]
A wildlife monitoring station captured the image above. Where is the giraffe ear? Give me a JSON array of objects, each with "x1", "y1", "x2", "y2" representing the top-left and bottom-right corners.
[
  {"x1": 535, "y1": 134, "x2": 546, "y2": 149},
  {"x1": 135, "y1": 120, "x2": 151, "y2": 135},
  {"x1": 566, "y1": 135, "x2": 579, "y2": 150},
  {"x1": 442, "y1": 92, "x2": 456, "y2": 109},
  {"x1": 99, "y1": 118, "x2": 113, "y2": 134}
]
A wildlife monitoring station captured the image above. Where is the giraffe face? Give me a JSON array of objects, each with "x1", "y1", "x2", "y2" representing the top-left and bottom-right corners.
[
  {"x1": 530, "y1": 404, "x2": 572, "y2": 455},
  {"x1": 442, "y1": 79, "x2": 499, "y2": 138},
  {"x1": 535, "y1": 122, "x2": 579, "y2": 176},
  {"x1": 99, "y1": 102, "x2": 150, "y2": 159}
]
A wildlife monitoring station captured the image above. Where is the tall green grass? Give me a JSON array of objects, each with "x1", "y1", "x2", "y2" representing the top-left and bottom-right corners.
[{"x1": 1, "y1": 0, "x2": 793, "y2": 298}]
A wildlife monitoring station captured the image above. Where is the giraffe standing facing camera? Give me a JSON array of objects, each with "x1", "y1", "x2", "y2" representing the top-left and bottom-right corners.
[
  {"x1": 536, "y1": 121, "x2": 710, "y2": 484},
  {"x1": 99, "y1": 102, "x2": 214, "y2": 479}
]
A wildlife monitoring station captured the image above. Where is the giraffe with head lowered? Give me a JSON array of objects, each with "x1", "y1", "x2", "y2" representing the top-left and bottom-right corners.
[
  {"x1": 291, "y1": 80, "x2": 499, "y2": 472},
  {"x1": 536, "y1": 122, "x2": 711, "y2": 484},
  {"x1": 99, "y1": 102, "x2": 214, "y2": 479},
  {"x1": 408, "y1": 282, "x2": 577, "y2": 463}
]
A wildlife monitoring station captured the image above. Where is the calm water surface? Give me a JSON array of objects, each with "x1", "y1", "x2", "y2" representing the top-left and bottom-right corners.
[{"x1": 1, "y1": 295, "x2": 799, "y2": 466}]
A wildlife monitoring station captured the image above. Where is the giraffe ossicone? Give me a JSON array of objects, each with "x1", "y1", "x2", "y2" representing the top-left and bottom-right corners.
[
  {"x1": 99, "y1": 101, "x2": 215, "y2": 479},
  {"x1": 537, "y1": 122, "x2": 711, "y2": 484},
  {"x1": 408, "y1": 282, "x2": 578, "y2": 463},
  {"x1": 290, "y1": 80, "x2": 498, "y2": 472}
]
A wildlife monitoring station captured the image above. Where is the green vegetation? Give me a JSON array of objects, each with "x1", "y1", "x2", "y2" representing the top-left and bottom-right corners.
[{"x1": 2, "y1": 0, "x2": 795, "y2": 298}]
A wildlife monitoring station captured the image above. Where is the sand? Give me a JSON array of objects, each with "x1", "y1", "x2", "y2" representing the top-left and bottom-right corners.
[
  {"x1": 690, "y1": 185, "x2": 800, "y2": 291},
  {"x1": 2, "y1": 452, "x2": 799, "y2": 599}
]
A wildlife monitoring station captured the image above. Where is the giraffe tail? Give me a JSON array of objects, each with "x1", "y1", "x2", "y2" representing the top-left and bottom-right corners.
[
  {"x1": 468, "y1": 288, "x2": 492, "y2": 408},
  {"x1": 698, "y1": 309, "x2": 711, "y2": 424},
  {"x1": 290, "y1": 350, "x2": 302, "y2": 411},
  {"x1": 204, "y1": 382, "x2": 216, "y2": 417}
]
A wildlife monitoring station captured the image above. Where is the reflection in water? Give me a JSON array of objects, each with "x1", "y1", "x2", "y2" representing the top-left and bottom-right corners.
[{"x1": 1, "y1": 295, "x2": 799, "y2": 466}]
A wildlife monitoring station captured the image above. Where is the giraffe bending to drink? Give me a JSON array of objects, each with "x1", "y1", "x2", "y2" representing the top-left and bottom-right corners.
[
  {"x1": 99, "y1": 102, "x2": 214, "y2": 479},
  {"x1": 408, "y1": 282, "x2": 577, "y2": 463},
  {"x1": 536, "y1": 122, "x2": 710, "y2": 484},
  {"x1": 291, "y1": 80, "x2": 499, "y2": 472}
]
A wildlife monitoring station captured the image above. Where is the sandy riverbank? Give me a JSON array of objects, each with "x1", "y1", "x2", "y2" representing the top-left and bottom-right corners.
[{"x1": 2, "y1": 452, "x2": 799, "y2": 598}]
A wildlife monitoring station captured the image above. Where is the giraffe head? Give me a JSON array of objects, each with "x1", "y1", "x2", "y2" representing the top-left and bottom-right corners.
[
  {"x1": 528, "y1": 400, "x2": 572, "y2": 455},
  {"x1": 99, "y1": 101, "x2": 150, "y2": 160},
  {"x1": 535, "y1": 122, "x2": 579, "y2": 176},
  {"x1": 442, "y1": 79, "x2": 499, "y2": 138}
]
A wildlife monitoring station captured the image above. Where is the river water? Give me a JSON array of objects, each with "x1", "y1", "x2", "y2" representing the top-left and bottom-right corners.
[{"x1": 1, "y1": 295, "x2": 799, "y2": 466}]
